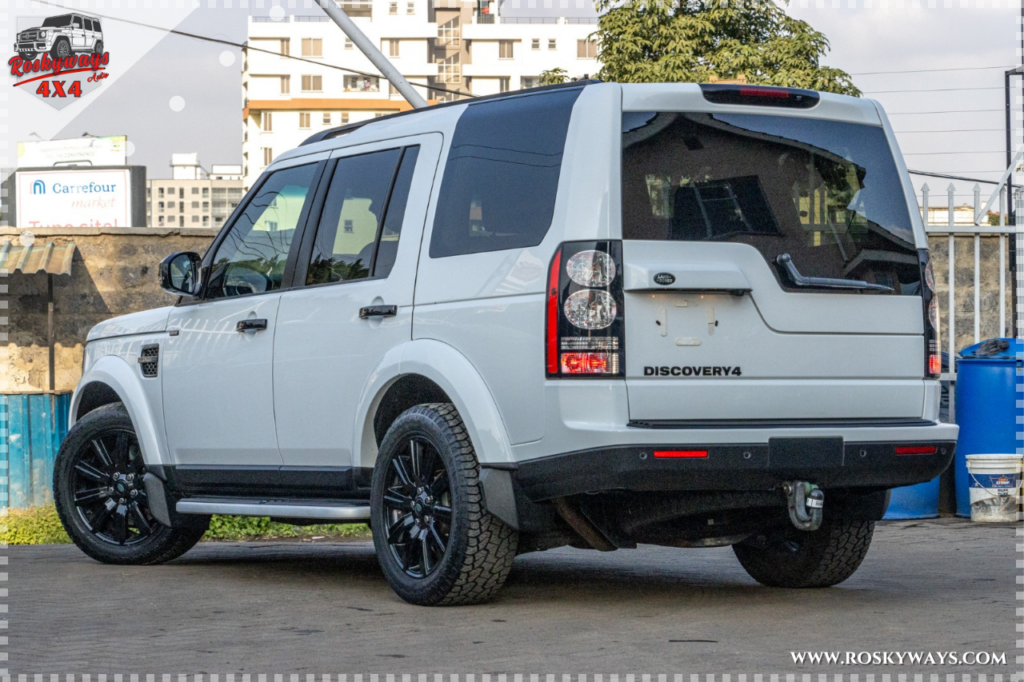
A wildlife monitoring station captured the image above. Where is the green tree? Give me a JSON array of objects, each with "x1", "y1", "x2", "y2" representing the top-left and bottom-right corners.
[
  {"x1": 593, "y1": 0, "x2": 860, "y2": 95},
  {"x1": 540, "y1": 67, "x2": 570, "y2": 85}
]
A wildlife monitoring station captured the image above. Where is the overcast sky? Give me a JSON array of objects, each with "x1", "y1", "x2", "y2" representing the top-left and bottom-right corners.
[{"x1": 5, "y1": 2, "x2": 1020, "y2": 209}]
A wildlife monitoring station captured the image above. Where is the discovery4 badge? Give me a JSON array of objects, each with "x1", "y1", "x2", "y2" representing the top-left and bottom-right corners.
[{"x1": 644, "y1": 366, "x2": 743, "y2": 377}]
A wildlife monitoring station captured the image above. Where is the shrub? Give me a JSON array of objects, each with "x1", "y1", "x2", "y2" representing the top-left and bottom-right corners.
[{"x1": 1, "y1": 505, "x2": 371, "y2": 545}]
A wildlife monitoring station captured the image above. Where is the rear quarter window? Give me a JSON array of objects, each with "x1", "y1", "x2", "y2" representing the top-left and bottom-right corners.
[{"x1": 429, "y1": 88, "x2": 582, "y2": 258}]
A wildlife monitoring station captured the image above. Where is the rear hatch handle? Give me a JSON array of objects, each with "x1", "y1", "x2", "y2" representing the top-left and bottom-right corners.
[{"x1": 775, "y1": 253, "x2": 893, "y2": 293}]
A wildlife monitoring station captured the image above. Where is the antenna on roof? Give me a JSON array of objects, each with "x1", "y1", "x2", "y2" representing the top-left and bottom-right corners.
[{"x1": 316, "y1": 0, "x2": 429, "y2": 109}]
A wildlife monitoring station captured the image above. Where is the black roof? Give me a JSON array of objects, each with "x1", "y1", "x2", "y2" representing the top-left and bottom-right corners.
[{"x1": 299, "y1": 79, "x2": 601, "y2": 147}]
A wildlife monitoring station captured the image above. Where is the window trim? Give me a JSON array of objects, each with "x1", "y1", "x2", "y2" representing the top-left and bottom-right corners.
[
  {"x1": 292, "y1": 145, "x2": 415, "y2": 290},
  {"x1": 179, "y1": 158, "x2": 328, "y2": 307}
]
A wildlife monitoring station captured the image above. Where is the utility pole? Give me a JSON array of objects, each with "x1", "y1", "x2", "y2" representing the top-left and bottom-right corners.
[{"x1": 317, "y1": 0, "x2": 428, "y2": 109}]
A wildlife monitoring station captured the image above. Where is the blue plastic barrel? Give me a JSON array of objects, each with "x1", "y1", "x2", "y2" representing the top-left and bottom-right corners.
[
  {"x1": 953, "y1": 338, "x2": 1023, "y2": 517},
  {"x1": 884, "y1": 477, "x2": 940, "y2": 519}
]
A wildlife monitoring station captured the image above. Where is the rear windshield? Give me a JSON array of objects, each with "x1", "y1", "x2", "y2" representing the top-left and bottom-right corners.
[{"x1": 622, "y1": 112, "x2": 921, "y2": 295}]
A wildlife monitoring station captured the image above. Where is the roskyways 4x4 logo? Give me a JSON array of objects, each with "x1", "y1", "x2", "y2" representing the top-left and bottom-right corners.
[{"x1": 10, "y1": 12, "x2": 110, "y2": 110}]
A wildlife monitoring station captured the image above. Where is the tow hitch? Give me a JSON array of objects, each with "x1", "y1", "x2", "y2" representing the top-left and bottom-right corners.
[{"x1": 783, "y1": 481, "x2": 824, "y2": 531}]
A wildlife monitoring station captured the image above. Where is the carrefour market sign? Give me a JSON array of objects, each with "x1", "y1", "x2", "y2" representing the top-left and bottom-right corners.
[{"x1": 16, "y1": 168, "x2": 131, "y2": 228}]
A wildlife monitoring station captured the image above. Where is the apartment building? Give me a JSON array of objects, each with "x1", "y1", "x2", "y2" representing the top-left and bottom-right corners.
[
  {"x1": 146, "y1": 153, "x2": 245, "y2": 229},
  {"x1": 242, "y1": 0, "x2": 600, "y2": 188}
]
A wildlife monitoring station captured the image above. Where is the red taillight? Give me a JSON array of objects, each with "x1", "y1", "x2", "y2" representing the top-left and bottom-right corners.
[
  {"x1": 896, "y1": 445, "x2": 937, "y2": 455},
  {"x1": 654, "y1": 450, "x2": 709, "y2": 459},
  {"x1": 546, "y1": 241, "x2": 625, "y2": 379},
  {"x1": 921, "y1": 251, "x2": 940, "y2": 379},
  {"x1": 546, "y1": 247, "x2": 562, "y2": 375},
  {"x1": 561, "y1": 352, "x2": 615, "y2": 374}
]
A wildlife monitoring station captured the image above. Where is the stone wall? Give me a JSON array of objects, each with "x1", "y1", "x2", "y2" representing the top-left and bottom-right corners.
[
  {"x1": 2, "y1": 227, "x2": 217, "y2": 393},
  {"x1": 2, "y1": 227, "x2": 1012, "y2": 393},
  {"x1": 928, "y1": 234, "x2": 1014, "y2": 356}
]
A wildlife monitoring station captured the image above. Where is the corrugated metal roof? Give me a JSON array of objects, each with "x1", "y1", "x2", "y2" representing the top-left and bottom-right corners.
[{"x1": 0, "y1": 239, "x2": 76, "y2": 276}]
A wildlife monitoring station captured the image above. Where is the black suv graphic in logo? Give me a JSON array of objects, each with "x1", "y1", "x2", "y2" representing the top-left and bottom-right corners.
[{"x1": 9, "y1": 13, "x2": 109, "y2": 110}]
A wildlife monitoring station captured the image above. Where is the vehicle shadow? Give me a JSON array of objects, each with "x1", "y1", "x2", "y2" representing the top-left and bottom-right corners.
[{"x1": 167, "y1": 540, "x2": 886, "y2": 609}]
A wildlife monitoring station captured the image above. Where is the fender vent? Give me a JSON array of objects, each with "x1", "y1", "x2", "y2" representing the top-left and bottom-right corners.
[{"x1": 139, "y1": 344, "x2": 159, "y2": 378}]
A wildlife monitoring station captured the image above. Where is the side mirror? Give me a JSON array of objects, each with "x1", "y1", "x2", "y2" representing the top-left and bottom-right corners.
[{"x1": 159, "y1": 252, "x2": 203, "y2": 298}]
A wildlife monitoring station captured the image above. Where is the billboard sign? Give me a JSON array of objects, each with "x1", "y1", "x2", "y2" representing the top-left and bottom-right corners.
[
  {"x1": 16, "y1": 168, "x2": 132, "y2": 228},
  {"x1": 17, "y1": 135, "x2": 127, "y2": 168}
]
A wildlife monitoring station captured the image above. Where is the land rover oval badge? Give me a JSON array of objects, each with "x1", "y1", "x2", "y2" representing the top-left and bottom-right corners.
[{"x1": 654, "y1": 272, "x2": 675, "y2": 286}]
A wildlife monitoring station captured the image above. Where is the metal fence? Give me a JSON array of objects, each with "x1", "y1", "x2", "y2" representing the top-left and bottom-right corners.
[{"x1": 919, "y1": 182, "x2": 1019, "y2": 385}]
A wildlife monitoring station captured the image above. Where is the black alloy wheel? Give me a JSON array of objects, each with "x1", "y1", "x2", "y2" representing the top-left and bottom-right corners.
[
  {"x1": 371, "y1": 403, "x2": 518, "y2": 606},
  {"x1": 54, "y1": 403, "x2": 208, "y2": 565},
  {"x1": 53, "y1": 39, "x2": 71, "y2": 59},
  {"x1": 382, "y1": 437, "x2": 452, "y2": 578},
  {"x1": 70, "y1": 428, "x2": 155, "y2": 546}
]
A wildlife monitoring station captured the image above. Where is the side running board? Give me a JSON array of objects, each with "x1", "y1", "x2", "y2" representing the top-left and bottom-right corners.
[{"x1": 176, "y1": 498, "x2": 371, "y2": 521}]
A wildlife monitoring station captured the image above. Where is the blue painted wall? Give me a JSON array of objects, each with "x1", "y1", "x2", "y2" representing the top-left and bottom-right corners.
[{"x1": 1, "y1": 394, "x2": 71, "y2": 509}]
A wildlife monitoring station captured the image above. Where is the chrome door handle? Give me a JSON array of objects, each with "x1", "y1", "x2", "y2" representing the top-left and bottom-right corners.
[
  {"x1": 359, "y1": 305, "x2": 397, "y2": 319},
  {"x1": 236, "y1": 318, "x2": 268, "y2": 332}
]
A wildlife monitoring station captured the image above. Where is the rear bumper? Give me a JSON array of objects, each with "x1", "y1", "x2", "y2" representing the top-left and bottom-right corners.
[{"x1": 512, "y1": 437, "x2": 955, "y2": 501}]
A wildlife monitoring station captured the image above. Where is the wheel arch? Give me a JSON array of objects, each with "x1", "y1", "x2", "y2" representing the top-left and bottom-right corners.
[
  {"x1": 70, "y1": 355, "x2": 169, "y2": 468},
  {"x1": 355, "y1": 339, "x2": 516, "y2": 470}
]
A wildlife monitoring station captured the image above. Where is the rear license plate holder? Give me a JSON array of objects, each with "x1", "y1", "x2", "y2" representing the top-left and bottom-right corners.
[{"x1": 768, "y1": 437, "x2": 843, "y2": 469}]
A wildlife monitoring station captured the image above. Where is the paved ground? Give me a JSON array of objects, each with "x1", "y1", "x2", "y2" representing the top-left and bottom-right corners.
[{"x1": 13, "y1": 518, "x2": 1016, "y2": 675}]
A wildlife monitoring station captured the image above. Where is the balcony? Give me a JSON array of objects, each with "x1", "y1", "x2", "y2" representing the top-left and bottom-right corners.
[{"x1": 340, "y1": 0, "x2": 373, "y2": 17}]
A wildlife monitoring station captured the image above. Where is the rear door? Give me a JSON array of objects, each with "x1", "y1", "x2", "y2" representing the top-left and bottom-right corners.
[
  {"x1": 273, "y1": 134, "x2": 441, "y2": 469},
  {"x1": 620, "y1": 93, "x2": 929, "y2": 423}
]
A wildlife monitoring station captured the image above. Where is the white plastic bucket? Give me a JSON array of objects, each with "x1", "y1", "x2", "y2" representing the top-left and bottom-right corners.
[{"x1": 966, "y1": 454, "x2": 1022, "y2": 523}]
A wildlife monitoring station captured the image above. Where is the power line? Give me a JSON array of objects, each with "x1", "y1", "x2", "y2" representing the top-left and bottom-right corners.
[
  {"x1": 863, "y1": 86, "x2": 1005, "y2": 94},
  {"x1": 32, "y1": 0, "x2": 470, "y2": 99},
  {"x1": 902, "y1": 151, "x2": 1007, "y2": 155},
  {"x1": 850, "y1": 65, "x2": 1016, "y2": 76},
  {"x1": 893, "y1": 129, "x2": 1006, "y2": 134},
  {"x1": 887, "y1": 109, "x2": 1004, "y2": 115},
  {"x1": 908, "y1": 170, "x2": 1005, "y2": 184}
]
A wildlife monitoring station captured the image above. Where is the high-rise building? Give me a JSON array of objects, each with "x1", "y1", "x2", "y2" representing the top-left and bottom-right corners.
[
  {"x1": 242, "y1": 0, "x2": 600, "y2": 189},
  {"x1": 146, "y1": 154, "x2": 245, "y2": 228}
]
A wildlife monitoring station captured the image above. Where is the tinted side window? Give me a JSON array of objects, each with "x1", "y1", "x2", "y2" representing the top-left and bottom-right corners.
[
  {"x1": 306, "y1": 149, "x2": 401, "y2": 285},
  {"x1": 374, "y1": 146, "x2": 419, "y2": 278},
  {"x1": 94, "y1": 21, "x2": 102, "y2": 32},
  {"x1": 206, "y1": 163, "x2": 317, "y2": 299},
  {"x1": 73, "y1": 16, "x2": 83, "y2": 28},
  {"x1": 85, "y1": 19, "x2": 94, "y2": 30},
  {"x1": 429, "y1": 88, "x2": 582, "y2": 258}
]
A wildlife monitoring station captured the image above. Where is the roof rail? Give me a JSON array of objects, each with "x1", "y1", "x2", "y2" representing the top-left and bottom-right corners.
[{"x1": 299, "y1": 79, "x2": 602, "y2": 147}]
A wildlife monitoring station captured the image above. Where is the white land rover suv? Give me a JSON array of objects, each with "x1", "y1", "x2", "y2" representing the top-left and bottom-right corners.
[{"x1": 55, "y1": 82, "x2": 957, "y2": 606}]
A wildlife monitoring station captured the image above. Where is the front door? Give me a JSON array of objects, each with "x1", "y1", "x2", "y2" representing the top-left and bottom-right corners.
[
  {"x1": 273, "y1": 134, "x2": 441, "y2": 476},
  {"x1": 162, "y1": 160, "x2": 321, "y2": 467}
]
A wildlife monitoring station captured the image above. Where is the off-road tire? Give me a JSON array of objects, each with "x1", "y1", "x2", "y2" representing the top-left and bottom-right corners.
[
  {"x1": 18, "y1": 51, "x2": 37, "y2": 61},
  {"x1": 371, "y1": 403, "x2": 518, "y2": 606},
  {"x1": 733, "y1": 517, "x2": 874, "y2": 588},
  {"x1": 50, "y1": 38, "x2": 71, "y2": 59},
  {"x1": 93, "y1": 41, "x2": 104, "y2": 55},
  {"x1": 54, "y1": 403, "x2": 208, "y2": 565}
]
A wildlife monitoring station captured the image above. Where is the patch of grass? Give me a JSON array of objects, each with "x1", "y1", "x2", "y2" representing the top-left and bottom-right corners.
[
  {"x1": 2, "y1": 505, "x2": 72, "y2": 545},
  {"x1": 205, "y1": 515, "x2": 370, "y2": 541},
  {"x1": 2, "y1": 505, "x2": 371, "y2": 545}
]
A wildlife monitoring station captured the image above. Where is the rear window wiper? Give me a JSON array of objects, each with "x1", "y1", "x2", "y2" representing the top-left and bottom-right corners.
[{"x1": 775, "y1": 253, "x2": 894, "y2": 293}]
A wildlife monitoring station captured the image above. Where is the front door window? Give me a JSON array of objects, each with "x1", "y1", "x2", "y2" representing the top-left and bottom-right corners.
[{"x1": 206, "y1": 163, "x2": 317, "y2": 299}]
